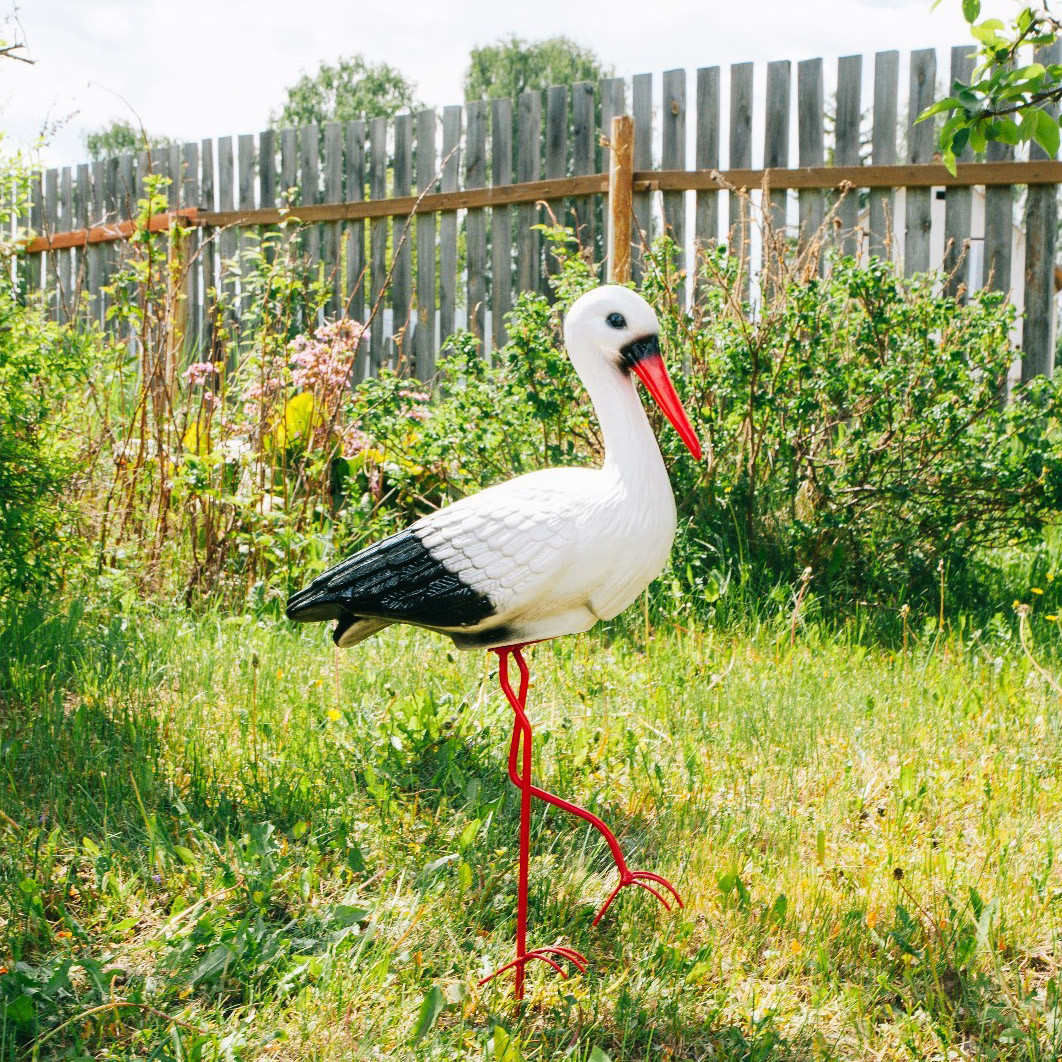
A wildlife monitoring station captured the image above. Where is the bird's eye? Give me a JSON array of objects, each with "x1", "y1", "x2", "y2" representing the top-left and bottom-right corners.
[{"x1": 606, "y1": 313, "x2": 627, "y2": 329}]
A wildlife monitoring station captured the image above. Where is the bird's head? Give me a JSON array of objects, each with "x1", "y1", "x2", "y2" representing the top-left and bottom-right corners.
[{"x1": 564, "y1": 286, "x2": 702, "y2": 460}]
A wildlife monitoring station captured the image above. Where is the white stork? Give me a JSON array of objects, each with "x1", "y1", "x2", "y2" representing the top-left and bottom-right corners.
[{"x1": 287, "y1": 285, "x2": 702, "y2": 998}]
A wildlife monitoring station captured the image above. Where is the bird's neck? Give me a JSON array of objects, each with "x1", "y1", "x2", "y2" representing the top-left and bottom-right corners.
[{"x1": 579, "y1": 359, "x2": 668, "y2": 486}]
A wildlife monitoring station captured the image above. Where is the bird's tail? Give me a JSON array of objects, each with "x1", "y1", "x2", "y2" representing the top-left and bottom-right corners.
[{"x1": 286, "y1": 584, "x2": 392, "y2": 647}]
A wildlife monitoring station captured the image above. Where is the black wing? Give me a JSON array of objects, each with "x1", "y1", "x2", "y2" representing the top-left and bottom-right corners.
[{"x1": 285, "y1": 528, "x2": 495, "y2": 633}]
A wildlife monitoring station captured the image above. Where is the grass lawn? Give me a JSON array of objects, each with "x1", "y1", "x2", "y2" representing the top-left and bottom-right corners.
[{"x1": 0, "y1": 604, "x2": 1060, "y2": 1060}]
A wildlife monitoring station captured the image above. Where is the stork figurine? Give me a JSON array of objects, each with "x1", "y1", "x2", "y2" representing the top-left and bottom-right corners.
[{"x1": 287, "y1": 286, "x2": 702, "y2": 999}]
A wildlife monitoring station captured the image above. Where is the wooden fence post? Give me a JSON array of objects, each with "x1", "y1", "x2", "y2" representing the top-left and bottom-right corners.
[{"x1": 607, "y1": 115, "x2": 634, "y2": 285}]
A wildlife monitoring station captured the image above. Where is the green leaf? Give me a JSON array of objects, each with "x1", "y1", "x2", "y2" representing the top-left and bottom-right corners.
[
  {"x1": 273, "y1": 391, "x2": 317, "y2": 449},
  {"x1": 330, "y1": 904, "x2": 370, "y2": 927},
  {"x1": 189, "y1": 943, "x2": 235, "y2": 985},
  {"x1": 173, "y1": 845, "x2": 198, "y2": 866},
  {"x1": 492, "y1": 1027, "x2": 523, "y2": 1062},
  {"x1": 916, "y1": 97, "x2": 961, "y2": 123},
  {"x1": 458, "y1": 817, "x2": 482, "y2": 850},
  {"x1": 411, "y1": 984, "x2": 446, "y2": 1043},
  {"x1": 588, "y1": 1049, "x2": 614, "y2": 1062},
  {"x1": 3, "y1": 995, "x2": 35, "y2": 1026},
  {"x1": 1033, "y1": 109, "x2": 1061, "y2": 157},
  {"x1": 993, "y1": 118, "x2": 1020, "y2": 145},
  {"x1": 816, "y1": 828, "x2": 826, "y2": 864},
  {"x1": 962, "y1": 0, "x2": 979, "y2": 22}
]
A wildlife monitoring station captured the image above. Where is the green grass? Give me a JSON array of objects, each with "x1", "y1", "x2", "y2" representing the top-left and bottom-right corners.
[{"x1": 1, "y1": 602, "x2": 1061, "y2": 1060}]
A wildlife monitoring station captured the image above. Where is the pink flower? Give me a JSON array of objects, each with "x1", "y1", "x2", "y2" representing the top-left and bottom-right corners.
[
  {"x1": 288, "y1": 318, "x2": 367, "y2": 395},
  {"x1": 183, "y1": 361, "x2": 217, "y2": 386},
  {"x1": 341, "y1": 425, "x2": 370, "y2": 456}
]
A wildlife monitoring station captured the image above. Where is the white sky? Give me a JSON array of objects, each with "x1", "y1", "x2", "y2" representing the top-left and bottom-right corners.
[{"x1": 1, "y1": 0, "x2": 1007, "y2": 167}]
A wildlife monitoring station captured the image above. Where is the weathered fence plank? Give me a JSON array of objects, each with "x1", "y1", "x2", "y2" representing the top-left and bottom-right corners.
[
  {"x1": 368, "y1": 117, "x2": 388, "y2": 372},
  {"x1": 237, "y1": 133, "x2": 255, "y2": 320},
  {"x1": 491, "y1": 97, "x2": 513, "y2": 350},
  {"x1": 167, "y1": 145, "x2": 180, "y2": 209},
  {"x1": 601, "y1": 77, "x2": 626, "y2": 280},
  {"x1": 764, "y1": 60, "x2": 791, "y2": 272},
  {"x1": 27, "y1": 170, "x2": 42, "y2": 297},
  {"x1": 217, "y1": 135, "x2": 236, "y2": 327},
  {"x1": 439, "y1": 104, "x2": 461, "y2": 347},
  {"x1": 835, "y1": 54, "x2": 862, "y2": 254},
  {"x1": 516, "y1": 91, "x2": 542, "y2": 295},
  {"x1": 279, "y1": 128, "x2": 297, "y2": 203},
  {"x1": 695, "y1": 66, "x2": 720, "y2": 254},
  {"x1": 982, "y1": 138, "x2": 1013, "y2": 298},
  {"x1": 869, "y1": 50, "x2": 899, "y2": 258},
  {"x1": 323, "y1": 121, "x2": 344, "y2": 314},
  {"x1": 905, "y1": 48, "x2": 936, "y2": 275},
  {"x1": 103, "y1": 157, "x2": 119, "y2": 316},
  {"x1": 259, "y1": 129, "x2": 276, "y2": 209},
  {"x1": 631, "y1": 72, "x2": 652, "y2": 278},
  {"x1": 571, "y1": 81, "x2": 595, "y2": 253},
  {"x1": 181, "y1": 141, "x2": 200, "y2": 351},
  {"x1": 299, "y1": 124, "x2": 321, "y2": 275},
  {"x1": 943, "y1": 45, "x2": 975, "y2": 298},
  {"x1": 344, "y1": 120, "x2": 367, "y2": 374},
  {"x1": 662, "y1": 68, "x2": 687, "y2": 298},
  {"x1": 415, "y1": 108, "x2": 437, "y2": 380},
  {"x1": 392, "y1": 113, "x2": 413, "y2": 365},
  {"x1": 200, "y1": 139, "x2": 216, "y2": 352},
  {"x1": 729, "y1": 62, "x2": 754, "y2": 285},
  {"x1": 58, "y1": 166, "x2": 72, "y2": 320},
  {"x1": 1021, "y1": 39, "x2": 1061, "y2": 381},
  {"x1": 465, "y1": 99, "x2": 488, "y2": 344},
  {"x1": 44, "y1": 168, "x2": 59, "y2": 314},
  {"x1": 545, "y1": 85, "x2": 567, "y2": 280},
  {"x1": 797, "y1": 58, "x2": 824, "y2": 249}
]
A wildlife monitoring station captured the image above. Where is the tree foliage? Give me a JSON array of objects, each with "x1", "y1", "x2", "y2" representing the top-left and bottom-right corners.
[
  {"x1": 463, "y1": 36, "x2": 610, "y2": 102},
  {"x1": 924, "y1": 3, "x2": 1062, "y2": 172},
  {"x1": 84, "y1": 120, "x2": 171, "y2": 162},
  {"x1": 272, "y1": 55, "x2": 418, "y2": 129}
]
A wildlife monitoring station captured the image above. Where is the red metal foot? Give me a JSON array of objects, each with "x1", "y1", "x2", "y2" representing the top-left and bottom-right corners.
[
  {"x1": 593, "y1": 869, "x2": 684, "y2": 926},
  {"x1": 478, "y1": 944, "x2": 588, "y2": 988}
]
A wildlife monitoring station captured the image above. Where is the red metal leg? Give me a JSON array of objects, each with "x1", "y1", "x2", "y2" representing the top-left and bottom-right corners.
[
  {"x1": 478, "y1": 645, "x2": 587, "y2": 999},
  {"x1": 503, "y1": 647, "x2": 683, "y2": 926}
]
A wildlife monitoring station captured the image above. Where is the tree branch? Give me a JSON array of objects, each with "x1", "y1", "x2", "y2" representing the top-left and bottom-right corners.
[{"x1": 0, "y1": 43, "x2": 33, "y2": 64}]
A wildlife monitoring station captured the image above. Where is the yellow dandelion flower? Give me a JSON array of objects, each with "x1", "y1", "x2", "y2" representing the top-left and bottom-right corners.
[
  {"x1": 789, "y1": 939, "x2": 803, "y2": 954},
  {"x1": 1047, "y1": 614, "x2": 1058, "y2": 622},
  {"x1": 326, "y1": 708, "x2": 342, "y2": 722},
  {"x1": 1032, "y1": 587, "x2": 1044, "y2": 595},
  {"x1": 1048, "y1": 572, "x2": 1056, "y2": 582},
  {"x1": 1013, "y1": 600, "x2": 1022, "y2": 610}
]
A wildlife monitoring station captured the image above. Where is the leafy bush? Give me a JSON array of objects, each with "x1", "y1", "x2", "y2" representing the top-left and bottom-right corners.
[
  {"x1": 0, "y1": 154, "x2": 94, "y2": 601},
  {"x1": 642, "y1": 240, "x2": 1062, "y2": 613}
]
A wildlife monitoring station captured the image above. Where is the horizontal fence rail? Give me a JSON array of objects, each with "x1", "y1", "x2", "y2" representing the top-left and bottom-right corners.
[{"x1": 14, "y1": 42, "x2": 1062, "y2": 383}]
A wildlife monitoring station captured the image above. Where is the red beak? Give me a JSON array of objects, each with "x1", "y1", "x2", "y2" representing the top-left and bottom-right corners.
[{"x1": 625, "y1": 336, "x2": 702, "y2": 461}]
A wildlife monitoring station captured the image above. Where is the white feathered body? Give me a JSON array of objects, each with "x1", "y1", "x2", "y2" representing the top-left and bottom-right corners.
[{"x1": 409, "y1": 455, "x2": 677, "y2": 649}]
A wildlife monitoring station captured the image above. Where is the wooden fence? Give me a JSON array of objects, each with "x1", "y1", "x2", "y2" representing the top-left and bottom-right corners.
[{"x1": 16, "y1": 43, "x2": 1062, "y2": 383}]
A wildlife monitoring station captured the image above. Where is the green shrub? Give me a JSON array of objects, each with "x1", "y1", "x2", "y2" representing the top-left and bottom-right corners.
[
  {"x1": 642, "y1": 241, "x2": 1062, "y2": 613},
  {"x1": 0, "y1": 153, "x2": 94, "y2": 601}
]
